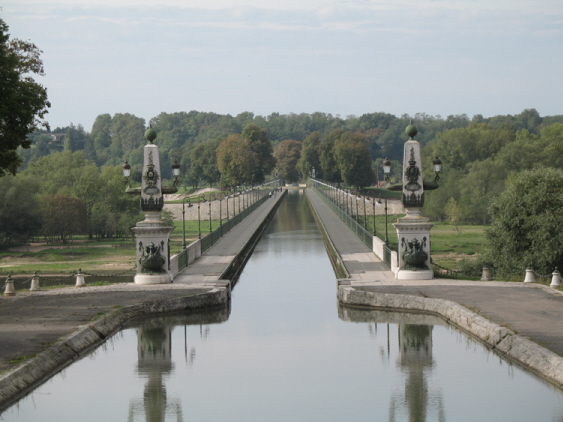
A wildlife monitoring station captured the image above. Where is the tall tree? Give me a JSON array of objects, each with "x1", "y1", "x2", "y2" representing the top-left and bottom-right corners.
[
  {"x1": 216, "y1": 134, "x2": 256, "y2": 188},
  {"x1": 274, "y1": 140, "x2": 302, "y2": 183},
  {"x1": 486, "y1": 167, "x2": 563, "y2": 274},
  {"x1": 334, "y1": 132, "x2": 375, "y2": 188},
  {"x1": 319, "y1": 130, "x2": 342, "y2": 183},
  {"x1": 241, "y1": 124, "x2": 276, "y2": 183},
  {"x1": 297, "y1": 132, "x2": 321, "y2": 179},
  {"x1": 0, "y1": 18, "x2": 50, "y2": 176}
]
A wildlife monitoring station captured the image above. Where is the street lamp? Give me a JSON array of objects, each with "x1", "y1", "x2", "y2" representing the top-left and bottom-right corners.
[
  {"x1": 383, "y1": 157, "x2": 392, "y2": 182},
  {"x1": 312, "y1": 167, "x2": 316, "y2": 179},
  {"x1": 197, "y1": 193, "x2": 206, "y2": 240},
  {"x1": 182, "y1": 197, "x2": 193, "y2": 249}
]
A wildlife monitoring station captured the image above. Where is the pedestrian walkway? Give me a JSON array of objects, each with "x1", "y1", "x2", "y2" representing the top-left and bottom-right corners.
[
  {"x1": 306, "y1": 188, "x2": 394, "y2": 283},
  {"x1": 306, "y1": 188, "x2": 563, "y2": 358},
  {"x1": 174, "y1": 190, "x2": 285, "y2": 286}
]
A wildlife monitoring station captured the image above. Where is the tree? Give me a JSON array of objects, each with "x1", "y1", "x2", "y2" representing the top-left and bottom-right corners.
[
  {"x1": 0, "y1": 175, "x2": 42, "y2": 244},
  {"x1": 0, "y1": 18, "x2": 50, "y2": 176},
  {"x1": 486, "y1": 168, "x2": 563, "y2": 274},
  {"x1": 334, "y1": 132, "x2": 375, "y2": 188},
  {"x1": 40, "y1": 195, "x2": 88, "y2": 243},
  {"x1": 274, "y1": 140, "x2": 302, "y2": 183},
  {"x1": 444, "y1": 197, "x2": 461, "y2": 233},
  {"x1": 216, "y1": 134, "x2": 256, "y2": 188},
  {"x1": 297, "y1": 132, "x2": 321, "y2": 179},
  {"x1": 241, "y1": 124, "x2": 276, "y2": 183},
  {"x1": 319, "y1": 130, "x2": 342, "y2": 183}
]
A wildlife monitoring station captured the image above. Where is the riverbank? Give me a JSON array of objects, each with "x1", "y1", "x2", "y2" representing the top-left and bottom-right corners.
[{"x1": 305, "y1": 187, "x2": 563, "y2": 390}]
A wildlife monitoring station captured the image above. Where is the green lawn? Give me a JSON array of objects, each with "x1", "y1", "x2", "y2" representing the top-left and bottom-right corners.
[{"x1": 356, "y1": 215, "x2": 487, "y2": 270}]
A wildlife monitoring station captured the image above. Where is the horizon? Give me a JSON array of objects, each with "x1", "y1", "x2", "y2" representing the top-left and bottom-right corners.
[{"x1": 3, "y1": 0, "x2": 562, "y2": 131}]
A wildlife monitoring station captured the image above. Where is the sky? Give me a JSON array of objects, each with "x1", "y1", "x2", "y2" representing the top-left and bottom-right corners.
[{"x1": 2, "y1": 0, "x2": 563, "y2": 131}]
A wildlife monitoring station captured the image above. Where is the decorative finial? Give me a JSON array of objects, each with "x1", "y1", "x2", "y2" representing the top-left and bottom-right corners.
[
  {"x1": 405, "y1": 120, "x2": 418, "y2": 140},
  {"x1": 145, "y1": 123, "x2": 157, "y2": 144}
]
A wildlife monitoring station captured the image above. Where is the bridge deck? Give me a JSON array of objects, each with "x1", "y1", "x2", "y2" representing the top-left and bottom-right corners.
[{"x1": 173, "y1": 190, "x2": 285, "y2": 287}]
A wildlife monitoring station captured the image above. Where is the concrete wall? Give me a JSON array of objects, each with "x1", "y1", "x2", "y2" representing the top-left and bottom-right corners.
[
  {"x1": 169, "y1": 239, "x2": 202, "y2": 280},
  {"x1": 372, "y1": 236, "x2": 399, "y2": 275}
]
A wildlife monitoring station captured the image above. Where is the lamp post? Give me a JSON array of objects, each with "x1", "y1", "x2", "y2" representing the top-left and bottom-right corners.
[
  {"x1": 363, "y1": 194, "x2": 368, "y2": 230},
  {"x1": 372, "y1": 195, "x2": 377, "y2": 236},
  {"x1": 122, "y1": 126, "x2": 181, "y2": 285},
  {"x1": 182, "y1": 197, "x2": 193, "y2": 249},
  {"x1": 208, "y1": 193, "x2": 215, "y2": 234},
  {"x1": 197, "y1": 193, "x2": 206, "y2": 240},
  {"x1": 355, "y1": 191, "x2": 360, "y2": 222}
]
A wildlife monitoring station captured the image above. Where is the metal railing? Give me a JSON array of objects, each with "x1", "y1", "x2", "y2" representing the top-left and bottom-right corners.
[
  {"x1": 383, "y1": 244, "x2": 392, "y2": 267},
  {"x1": 312, "y1": 181, "x2": 373, "y2": 248}
]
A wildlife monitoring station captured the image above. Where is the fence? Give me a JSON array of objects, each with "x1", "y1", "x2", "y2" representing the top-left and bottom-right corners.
[
  {"x1": 311, "y1": 180, "x2": 373, "y2": 248},
  {"x1": 176, "y1": 182, "x2": 279, "y2": 272}
]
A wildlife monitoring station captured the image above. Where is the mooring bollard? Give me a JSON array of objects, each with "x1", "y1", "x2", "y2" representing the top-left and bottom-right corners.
[
  {"x1": 4, "y1": 275, "x2": 16, "y2": 297},
  {"x1": 481, "y1": 266, "x2": 491, "y2": 281},
  {"x1": 550, "y1": 267, "x2": 561, "y2": 288},
  {"x1": 524, "y1": 267, "x2": 536, "y2": 283},
  {"x1": 75, "y1": 269, "x2": 86, "y2": 287},
  {"x1": 30, "y1": 271, "x2": 41, "y2": 291}
]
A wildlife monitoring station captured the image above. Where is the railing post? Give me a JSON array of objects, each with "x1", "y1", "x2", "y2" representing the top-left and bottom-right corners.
[
  {"x1": 551, "y1": 267, "x2": 561, "y2": 288},
  {"x1": 3, "y1": 275, "x2": 16, "y2": 297},
  {"x1": 524, "y1": 267, "x2": 535, "y2": 283},
  {"x1": 481, "y1": 266, "x2": 491, "y2": 281},
  {"x1": 30, "y1": 271, "x2": 41, "y2": 291},
  {"x1": 75, "y1": 269, "x2": 86, "y2": 287}
]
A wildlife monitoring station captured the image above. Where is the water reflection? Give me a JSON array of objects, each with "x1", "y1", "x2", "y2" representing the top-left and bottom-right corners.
[
  {"x1": 127, "y1": 308, "x2": 230, "y2": 422},
  {"x1": 339, "y1": 307, "x2": 445, "y2": 422}
]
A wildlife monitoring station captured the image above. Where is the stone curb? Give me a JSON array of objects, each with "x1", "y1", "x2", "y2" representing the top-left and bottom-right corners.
[
  {"x1": 338, "y1": 285, "x2": 563, "y2": 389},
  {"x1": 0, "y1": 288, "x2": 229, "y2": 411}
]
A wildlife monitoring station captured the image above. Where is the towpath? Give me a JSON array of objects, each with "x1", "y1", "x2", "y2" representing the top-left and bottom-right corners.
[{"x1": 306, "y1": 187, "x2": 563, "y2": 357}]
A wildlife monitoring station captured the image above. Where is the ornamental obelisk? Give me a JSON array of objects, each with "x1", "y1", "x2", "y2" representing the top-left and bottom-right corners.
[
  {"x1": 392, "y1": 122, "x2": 435, "y2": 280},
  {"x1": 131, "y1": 126, "x2": 173, "y2": 284}
]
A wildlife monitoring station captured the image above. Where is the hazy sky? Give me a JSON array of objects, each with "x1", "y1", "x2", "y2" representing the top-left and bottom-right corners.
[{"x1": 3, "y1": 0, "x2": 563, "y2": 130}]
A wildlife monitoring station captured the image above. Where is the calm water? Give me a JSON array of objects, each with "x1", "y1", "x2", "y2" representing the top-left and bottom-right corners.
[{"x1": 3, "y1": 190, "x2": 563, "y2": 421}]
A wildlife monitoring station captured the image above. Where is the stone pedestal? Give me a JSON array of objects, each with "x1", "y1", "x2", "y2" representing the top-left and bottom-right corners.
[
  {"x1": 393, "y1": 215, "x2": 434, "y2": 280},
  {"x1": 131, "y1": 212, "x2": 174, "y2": 285}
]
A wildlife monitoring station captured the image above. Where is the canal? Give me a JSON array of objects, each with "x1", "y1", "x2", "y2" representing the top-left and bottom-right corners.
[{"x1": 2, "y1": 190, "x2": 563, "y2": 421}]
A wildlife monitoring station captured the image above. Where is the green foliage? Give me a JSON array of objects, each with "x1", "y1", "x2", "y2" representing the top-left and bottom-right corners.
[
  {"x1": 274, "y1": 140, "x2": 302, "y2": 183},
  {"x1": 0, "y1": 175, "x2": 42, "y2": 244},
  {"x1": 334, "y1": 132, "x2": 375, "y2": 188},
  {"x1": 40, "y1": 195, "x2": 88, "y2": 243},
  {"x1": 216, "y1": 134, "x2": 256, "y2": 188},
  {"x1": 0, "y1": 18, "x2": 50, "y2": 177},
  {"x1": 241, "y1": 124, "x2": 276, "y2": 183},
  {"x1": 444, "y1": 197, "x2": 461, "y2": 234},
  {"x1": 297, "y1": 132, "x2": 321, "y2": 179},
  {"x1": 486, "y1": 168, "x2": 563, "y2": 274}
]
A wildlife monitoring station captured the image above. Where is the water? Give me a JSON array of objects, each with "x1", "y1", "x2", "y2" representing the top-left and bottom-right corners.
[{"x1": 3, "y1": 190, "x2": 563, "y2": 421}]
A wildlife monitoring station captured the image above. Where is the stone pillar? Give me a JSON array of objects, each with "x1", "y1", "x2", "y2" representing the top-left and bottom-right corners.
[
  {"x1": 132, "y1": 134, "x2": 173, "y2": 285},
  {"x1": 393, "y1": 123, "x2": 434, "y2": 280}
]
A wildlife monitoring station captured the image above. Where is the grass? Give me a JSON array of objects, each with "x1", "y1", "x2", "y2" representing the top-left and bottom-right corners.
[
  {"x1": 9, "y1": 354, "x2": 36, "y2": 365},
  {"x1": 354, "y1": 213, "x2": 488, "y2": 270}
]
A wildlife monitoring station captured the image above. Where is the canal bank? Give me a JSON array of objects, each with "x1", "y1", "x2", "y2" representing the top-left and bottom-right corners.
[
  {"x1": 0, "y1": 189, "x2": 286, "y2": 411},
  {"x1": 305, "y1": 187, "x2": 563, "y2": 390}
]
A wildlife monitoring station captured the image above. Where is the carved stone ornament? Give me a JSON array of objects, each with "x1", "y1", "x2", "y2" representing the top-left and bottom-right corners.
[
  {"x1": 139, "y1": 241, "x2": 166, "y2": 274},
  {"x1": 401, "y1": 236, "x2": 429, "y2": 271},
  {"x1": 143, "y1": 151, "x2": 160, "y2": 196},
  {"x1": 404, "y1": 147, "x2": 421, "y2": 192}
]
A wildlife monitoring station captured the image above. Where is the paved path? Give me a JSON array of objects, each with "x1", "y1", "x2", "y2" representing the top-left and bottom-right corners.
[
  {"x1": 174, "y1": 191, "x2": 285, "y2": 286},
  {"x1": 306, "y1": 188, "x2": 563, "y2": 356},
  {"x1": 306, "y1": 188, "x2": 394, "y2": 281},
  {"x1": 0, "y1": 191, "x2": 285, "y2": 373}
]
